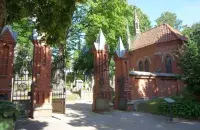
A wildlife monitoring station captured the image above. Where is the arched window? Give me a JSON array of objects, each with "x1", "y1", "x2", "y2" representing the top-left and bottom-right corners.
[
  {"x1": 138, "y1": 61, "x2": 143, "y2": 71},
  {"x1": 165, "y1": 56, "x2": 172, "y2": 73},
  {"x1": 144, "y1": 60, "x2": 149, "y2": 72}
]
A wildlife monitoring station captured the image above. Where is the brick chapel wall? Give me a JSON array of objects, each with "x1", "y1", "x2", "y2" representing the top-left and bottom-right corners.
[
  {"x1": 155, "y1": 40, "x2": 183, "y2": 74},
  {"x1": 129, "y1": 75, "x2": 183, "y2": 100},
  {"x1": 129, "y1": 44, "x2": 156, "y2": 72},
  {"x1": 129, "y1": 40, "x2": 184, "y2": 74}
]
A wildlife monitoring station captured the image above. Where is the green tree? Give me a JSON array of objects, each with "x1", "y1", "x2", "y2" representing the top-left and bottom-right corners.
[
  {"x1": 73, "y1": 0, "x2": 151, "y2": 74},
  {"x1": 156, "y1": 11, "x2": 183, "y2": 30},
  {"x1": 182, "y1": 25, "x2": 192, "y2": 39},
  {"x1": 12, "y1": 18, "x2": 34, "y2": 74},
  {"x1": 0, "y1": 0, "x2": 86, "y2": 45},
  {"x1": 178, "y1": 22, "x2": 200, "y2": 97},
  {"x1": 182, "y1": 23, "x2": 200, "y2": 43}
]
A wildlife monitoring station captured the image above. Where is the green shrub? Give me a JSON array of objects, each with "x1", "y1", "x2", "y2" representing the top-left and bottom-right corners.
[
  {"x1": 137, "y1": 97, "x2": 200, "y2": 119},
  {"x1": 0, "y1": 116, "x2": 15, "y2": 130}
]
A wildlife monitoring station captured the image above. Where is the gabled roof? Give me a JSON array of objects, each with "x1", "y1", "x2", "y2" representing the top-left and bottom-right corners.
[
  {"x1": 130, "y1": 24, "x2": 187, "y2": 51},
  {"x1": 0, "y1": 25, "x2": 17, "y2": 42}
]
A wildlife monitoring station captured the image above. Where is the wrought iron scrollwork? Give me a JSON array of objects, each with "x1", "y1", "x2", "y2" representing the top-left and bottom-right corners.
[
  {"x1": 99, "y1": 77, "x2": 104, "y2": 86},
  {"x1": 51, "y1": 54, "x2": 66, "y2": 99}
]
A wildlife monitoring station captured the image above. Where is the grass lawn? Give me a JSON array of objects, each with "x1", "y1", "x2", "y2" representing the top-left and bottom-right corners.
[
  {"x1": 137, "y1": 98, "x2": 167, "y2": 115},
  {"x1": 66, "y1": 93, "x2": 80, "y2": 101}
]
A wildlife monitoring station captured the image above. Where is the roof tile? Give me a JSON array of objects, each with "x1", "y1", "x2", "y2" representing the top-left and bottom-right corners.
[{"x1": 130, "y1": 24, "x2": 187, "y2": 50}]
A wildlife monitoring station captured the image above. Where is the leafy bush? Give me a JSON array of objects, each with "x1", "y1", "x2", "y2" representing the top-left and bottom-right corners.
[
  {"x1": 0, "y1": 116, "x2": 15, "y2": 130},
  {"x1": 137, "y1": 97, "x2": 200, "y2": 119},
  {"x1": 178, "y1": 23, "x2": 200, "y2": 97}
]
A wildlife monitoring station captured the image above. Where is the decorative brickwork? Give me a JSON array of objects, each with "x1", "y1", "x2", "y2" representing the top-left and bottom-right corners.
[
  {"x1": 114, "y1": 38, "x2": 132, "y2": 110},
  {"x1": 31, "y1": 39, "x2": 52, "y2": 118},
  {"x1": 92, "y1": 30, "x2": 112, "y2": 112},
  {"x1": 0, "y1": 26, "x2": 16, "y2": 100}
]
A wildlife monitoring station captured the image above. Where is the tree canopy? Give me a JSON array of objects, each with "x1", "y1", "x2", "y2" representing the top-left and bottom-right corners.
[
  {"x1": 156, "y1": 11, "x2": 183, "y2": 30},
  {"x1": 1, "y1": 0, "x2": 86, "y2": 45},
  {"x1": 73, "y1": 0, "x2": 151, "y2": 74},
  {"x1": 12, "y1": 18, "x2": 34, "y2": 74},
  {"x1": 178, "y1": 22, "x2": 200, "y2": 96}
]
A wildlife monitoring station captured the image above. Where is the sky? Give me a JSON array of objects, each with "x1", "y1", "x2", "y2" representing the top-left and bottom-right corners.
[{"x1": 128, "y1": 0, "x2": 200, "y2": 26}]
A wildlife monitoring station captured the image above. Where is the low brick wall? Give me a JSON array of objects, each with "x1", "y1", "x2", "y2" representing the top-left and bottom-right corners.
[{"x1": 129, "y1": 71, "x2": 183, "y2": 100}]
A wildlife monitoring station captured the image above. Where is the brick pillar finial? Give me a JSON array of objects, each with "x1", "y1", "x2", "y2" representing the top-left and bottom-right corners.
[
  {"x1": 92, "y1": 29, "x2": 111, "y2": 112},
  {"x1": 114, "y1": 37, "x2": 132, "y2": 110}
]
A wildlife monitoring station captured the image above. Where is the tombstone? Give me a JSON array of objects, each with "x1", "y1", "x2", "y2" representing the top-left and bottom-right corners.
[
  {"x1": 114, "y1": 37, "x2": 132, "y2": 110},
  {"x1": 92, "y1": 29, "x2": 112, "y2": 112},
  {"x1": 0, "y1": 25, "x2": 17, "y2": 100}
]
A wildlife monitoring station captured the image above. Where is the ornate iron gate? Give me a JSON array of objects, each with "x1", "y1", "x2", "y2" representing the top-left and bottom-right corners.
[
  {"x1": 12, "y1": 68, "x2": 32, "y2": 117},
  {"x1": 52, "y1": 55, "x2": 66, "y2": 114}
]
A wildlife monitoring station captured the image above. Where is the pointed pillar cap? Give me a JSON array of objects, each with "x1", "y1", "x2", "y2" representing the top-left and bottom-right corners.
[
  {"x1": 94, "y1": 29, "x2": 106, "y2": 50},
  {"x1": 1, "y1": 25, "x2": 18, "y2": 42},
  {"x1": 116, "y1": 37, "x2": 126, "y2": 58}
]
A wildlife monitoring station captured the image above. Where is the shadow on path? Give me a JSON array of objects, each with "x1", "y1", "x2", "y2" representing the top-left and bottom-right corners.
[
  {"x1": 65, "y1": 101, "x2": 200, "y2": 130},
  {"x1": 14, "y1": 101, "x2": 200, "y2": 130},
  {"x1": 15, "y1": 118, "x2": 49, "y2": 130}
]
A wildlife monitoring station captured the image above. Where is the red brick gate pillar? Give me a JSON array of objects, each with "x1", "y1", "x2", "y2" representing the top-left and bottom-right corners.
[
  {"x1": 31, "y1": 32, "x2": 52, "y2": 118},
  {"x1": 92, "y1": 29, "x2": 111, "y2": 112},
  {"x1": 0, "y1": 26, "x2": 17, "y2": 100},
  {"x1": 114, "y1": 38, "x2": 132, "y2": 110}
]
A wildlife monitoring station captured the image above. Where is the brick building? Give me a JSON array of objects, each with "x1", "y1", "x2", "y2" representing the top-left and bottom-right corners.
[
  {"x1": 129, "y1": 23, "x2": 187, "y2": 74},
  {"x1": 125, "y1": 10, "x2": 187, "y2": 100}
]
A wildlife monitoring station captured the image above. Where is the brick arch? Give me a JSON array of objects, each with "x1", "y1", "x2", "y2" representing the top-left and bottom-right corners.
[
  {"x1": 136, "y1": 58, "x2": 144, "y2": 67},
  {"x1": 144, "y1": 56, "x2": 151, "y2": 64},
  {"x1": 136, "y1": 58, "x2": 144, "y2": 71},
  {"x1": 162, "y1": 52, "x2": 175, "y2": 63}
]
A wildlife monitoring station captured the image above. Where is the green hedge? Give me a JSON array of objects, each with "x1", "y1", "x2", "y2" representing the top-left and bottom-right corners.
[
  {"x1": 0, "y1": 116, "x2": 15, "y2": 130},
  {"x1": 137, "y1": 97, "x2": 200, "y2": 119}
]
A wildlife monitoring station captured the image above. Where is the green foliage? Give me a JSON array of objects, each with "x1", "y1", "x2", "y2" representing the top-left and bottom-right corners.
[
  {"x1": 3, "y1": 0, "x2": 85, "y2": 45},
  {"x1": 137, "y1": 97, "x2": 200, "y2": 119},
  {"x1": 137, "y1": 98, "x2": 166, "y2": 115},
  {"x1": 12, "y1": 18, "x2": 33, "y2": 74},
  {"x1": 179, "y1": 42, "x2": 200, "y2": 95},
  {"x1": 73, "y1": 0, "x2": 151, "y2": 74},
  {"x1": 182, "y1": 25, "x2": 192, "y2": 39},
  {"x1": 182, "y1": 23, "x2": 200, "y2": 42},
  {"x1": 0, "y1": 118, "x2": 15, "y2": 130},
  {"x1": 156, "y1": 11, "x2": 183, "y2": 30},
  {"x1": 73, "y1": 49, "x2": 93, "y2": 73},
  {"x1": 83, "y1": 0, "x2": 151, "y2": 55},
  {"x1": 178, "y1": 23, "x2": 200, "y2": 96}
]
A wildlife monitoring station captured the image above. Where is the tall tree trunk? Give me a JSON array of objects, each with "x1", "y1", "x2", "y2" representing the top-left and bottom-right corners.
[{"x1": 0, "y1": 0, "x2": 6, "y2": 28}]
